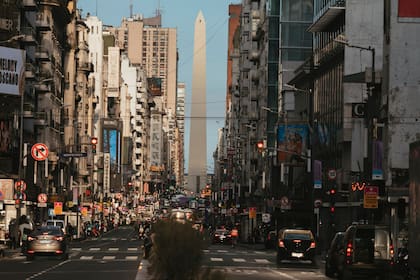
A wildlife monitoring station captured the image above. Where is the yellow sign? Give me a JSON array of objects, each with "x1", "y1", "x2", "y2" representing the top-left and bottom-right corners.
[
  {"x1": 249, "y1": 207, "x2": 257, "y2": 219},
  {"x1": 54, "y1": 202, "x2": 63, "y2": 215},
  {"x1": 364, "y1": 186, "x2": 379, "y2": 209}
]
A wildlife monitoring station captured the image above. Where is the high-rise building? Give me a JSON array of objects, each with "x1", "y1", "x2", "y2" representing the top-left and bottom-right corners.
[{"x1": 187, "y1": 11, "x2": 207, "y2": 193}]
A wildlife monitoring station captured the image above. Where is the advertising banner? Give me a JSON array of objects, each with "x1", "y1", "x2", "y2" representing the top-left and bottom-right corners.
[
  {"x1": 0, "y1": 179, "x2": 13, "y2": 200},
  {"x1": 0, "y1": 46, "x2": 25, "y2": 96},
  {"x1": 277, "y1": 124, "x2": 308, "y2": 161}
]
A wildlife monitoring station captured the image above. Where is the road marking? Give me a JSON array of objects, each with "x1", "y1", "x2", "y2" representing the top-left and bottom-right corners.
[
  {"x1": 80, "y1": 256, "x2": 94, "y2": 260},
  {"x1": 121, "y1": 238, "x2": 127, "y2": 240},
  {"x1": 26, "y1": 260, "x2": 70, "y2": 279},
  {"x1": 71, "y1": 248, "x2": 82, "y2": 251},
  {"x1": 126, "y1": 256, "x2": 138, "y2": 260},
  {"x1": 108, "y1": 247, "x2": 119, "y2": 251},
  {"x1": 128, "y1": 247, "x2": 138, "y2": 251},
  {"x1": 103, "y1": 256, "x2": 116, "y2": 260},
  {"x1": 210, "y1": 257, "x2": 224, "y2": 262},
  {"x1": 217, "y1": 250, "x2": 228, "y2": 253},
  {"x1": 255, "y1": 259, "x2": 270, "y2": 263},
  {"x1": 203, "y1": 249, "x2": 210, "y2": 253},
  {"x1": 232, "y1": 258, "x2": 246, "y2": 262},
  {"x1": 89, "y1": 248, "x2": 100, "y2": 251},
  {"x1": 254, "y1": 251, "x2": 265, "y2": 254}
]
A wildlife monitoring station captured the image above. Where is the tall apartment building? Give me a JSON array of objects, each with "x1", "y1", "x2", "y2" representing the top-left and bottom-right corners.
[{"x1": 176, "y1": 83, "x2": 186, "y2": 187}]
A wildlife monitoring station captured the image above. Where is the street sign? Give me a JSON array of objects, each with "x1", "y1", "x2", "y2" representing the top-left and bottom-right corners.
[
  {"x1": 314, "y1": 199, "x2": 322, "y2": 208},
  {"x1": 327, "y1": 169, "x2": 337, "y2": 180},
  {"x1": 364, "y1": 186, "x2": 379, "y2": 209},
  {"x1": 14, "y1": 180, "x2": 26, "y2": 192},
  {"x1": 60, "y1": 152, "x2": 87, "y2": 158},
  {"x1": 37, "y1": 193, "x2": 47, "y2": 203},
  {"x1": 31, "y1": 143, "x2": 49, "y2": 161}
]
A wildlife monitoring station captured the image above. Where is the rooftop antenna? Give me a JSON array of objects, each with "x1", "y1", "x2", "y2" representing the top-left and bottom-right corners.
[
  {"x1": 130, "y1": 0, "x2": 133, "y2": 18},
  {"x1": 156, "y1": 0, "x2": 161, "y2": 16}
]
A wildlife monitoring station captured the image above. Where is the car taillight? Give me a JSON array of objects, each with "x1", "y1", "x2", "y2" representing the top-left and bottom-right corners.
[
  {"x1": 390, "y1": 244, "x2": 395, "y2": 264},
  {"x1": 310, "y1": 242, "x2": 316, "y2": 249},
  {"x1": 28, "y1": 236, "x2": 35, "y2": 241},
  {"x1": 278, "y1": 240, "x2": 285, "y2": 248},
  {"x1": 346, "y1": 242, "x2": 353, "y2": 263},
  {"x1": 54, "y1": 236, "x2": 63, "y2": 241}
]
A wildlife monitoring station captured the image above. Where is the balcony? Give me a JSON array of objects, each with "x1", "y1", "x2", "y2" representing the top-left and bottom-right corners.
[
  {"x1": 33, "y1": 112, "x2": 48, "y2": 126},
  {"x1": 20, "y1": 27, "x2": 37, "y2": 45},
  {"x1": 25, "y1": 63, "x2": 37, "y2": 80},
  {"x1": 22, "y1": 0, "x2": 37, "y2": 10},
  {"x1": 35, "y1": 12, "x2": 51, "y2": 31},
  {"x1": 35, "y1": 46, "x2": 51, "y2": 61},
  {"x1": 308, "y1": 0, "x2": 345, "y2": 33}
]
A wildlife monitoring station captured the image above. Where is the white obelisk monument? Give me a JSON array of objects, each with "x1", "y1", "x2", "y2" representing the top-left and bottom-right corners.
[{"x1": 187, "y1": 11, "x2": 207, "y2": 193}]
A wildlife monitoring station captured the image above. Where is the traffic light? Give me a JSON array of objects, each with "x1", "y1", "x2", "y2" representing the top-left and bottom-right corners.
[
  {"x1": 91, "y1": 137, "x2": 98, "y2": 153},
  {"x1": 257, "y1": 141, "x2": 264, "y2": 152},
  {"x1": 329, "y1": 187, "x2": 337, "y2": 214}
]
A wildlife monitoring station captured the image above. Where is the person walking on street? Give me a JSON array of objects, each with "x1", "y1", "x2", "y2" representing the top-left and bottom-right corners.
[{"x1": 231, "y1": 227, "x2": 239, "y2": 248}]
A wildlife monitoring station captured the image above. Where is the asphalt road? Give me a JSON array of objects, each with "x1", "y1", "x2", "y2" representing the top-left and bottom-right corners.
[{"x1": 0, "y1": 226, "x2": 144, "y2": 280}]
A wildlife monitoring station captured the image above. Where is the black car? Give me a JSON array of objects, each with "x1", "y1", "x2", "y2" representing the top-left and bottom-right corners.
[
  {"x1": 325, "y1": 231, "x2": 345, "y2": 277},
  {"x1": 276, "y1": 229, "x2": 316, "y2": 264},
  {"x1": 337, "y1": 224, "x2": 394, "y2": 280}
]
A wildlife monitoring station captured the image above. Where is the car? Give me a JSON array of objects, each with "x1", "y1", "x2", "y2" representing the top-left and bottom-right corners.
[
  {"x1": 276, "y1": 229, "x2": 316, "y2": 264},
  {"x1": 46, "y1": 219, "x2": 66, "y2": 234},
  {"x1": 336, "y1": 224, "x2": 394, "y2": 280},
  {"x1": 325, "y1": 231, "x2": 345, "y2": 277},
  {"x1": 26, "y1": 225, "x2": 68, "y2": 261},
  {"x1": 212, "y1": 228, "x2": 232, "y2": 245}
]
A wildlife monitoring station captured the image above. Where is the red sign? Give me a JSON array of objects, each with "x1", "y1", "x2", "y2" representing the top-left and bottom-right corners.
[
  {"x1": 399, "y1": 0, "x2": 420, "y2": 18},
  {"x1": 31, "y1": 143, "x2": 49, "y2": 161},
  {"x1": 38, "y1": 193, "x2": 47, "y2": 203},
  {"x1": 364, "y1": 186, "x2": 379, "y2": 209}
]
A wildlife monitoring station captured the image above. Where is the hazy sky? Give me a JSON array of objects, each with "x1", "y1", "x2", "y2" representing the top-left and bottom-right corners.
[{"x1": 78, "y1": 0, "x2": 238, "y2": 173}]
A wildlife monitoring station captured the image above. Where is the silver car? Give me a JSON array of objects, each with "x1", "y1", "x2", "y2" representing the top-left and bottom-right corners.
[{"x1": 26, "y1": 226, "x2": 68, "y2": 261}]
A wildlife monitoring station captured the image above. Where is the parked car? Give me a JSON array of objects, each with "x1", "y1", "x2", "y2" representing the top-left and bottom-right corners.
[
  {"x1": 212, "y1": 228, "x2": 232, "y2": 245},
  {"x1": 276, "y1": 229, "x2": 316, "y2": 264},
  {"x1": 337, "y1": 224, "x2": 394, "y2": 280},
  {"x1": 26, "y1": 225, "x2": 68, "y2": 261},
  {"x1": 325, "y1": 231, "x2": 345, "y2": 277},
  {"x1": 264, "y1": 230, "x2": 277, "y2": 249}
]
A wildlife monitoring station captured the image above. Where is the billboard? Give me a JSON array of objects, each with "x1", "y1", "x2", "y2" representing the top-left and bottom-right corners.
[
  {"x1": 0, "y1": 46, "x2": 25, "y2": 96},
  {"x1": 0, "y1": 179, "x2": 13, "y2": 200},
  {"x1": 147, "y1": 77, "x2": 162, "y2": 96},
  {"x1": 277, "y1": 124, "x2": 308, "y2": 162},
  {"x1": 149, "y1": 113, "x2": 162, "y2": 170}
]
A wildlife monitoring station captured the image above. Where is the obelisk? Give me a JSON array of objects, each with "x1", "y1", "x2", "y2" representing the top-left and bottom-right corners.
[{"x1": 187, "y1": 11, "x2": 207, "y2": 193}]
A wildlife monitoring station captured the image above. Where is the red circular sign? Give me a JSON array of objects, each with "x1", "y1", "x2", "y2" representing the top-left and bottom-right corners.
[
  {"x1": 31, "y1": 143, "x2": 49, "y2": 161},
  {"x1": 38, "y1": 193, "x2": 47, "y2": 203}
]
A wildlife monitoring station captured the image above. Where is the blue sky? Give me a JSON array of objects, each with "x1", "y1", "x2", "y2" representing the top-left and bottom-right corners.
[{"x1": 78, "y1": 0, "x2": 238, "y2": 173}]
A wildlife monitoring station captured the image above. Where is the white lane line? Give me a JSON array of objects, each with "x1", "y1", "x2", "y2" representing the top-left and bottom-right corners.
[
  {"x1": 80, "y1": 256, "x2": 94, "y2": 260},
  {"x1": 128, "y1": 247, "x2": 138, "y2": 251},
  {"x1": 108, "y1": 248, "x2": 119, "y2": 251},
  {"x1": 103, "y1": 256, "x2": 116, "y2": 260},
  {"x1": 89, "y1": 247, "x2": 100, "y2": 251},
  {"x1": 25, "y1": 260, "x2": 70, "y2": 279},
  {"x1": 210, "y1": 257, "x2": 224, "y2": 262},
  {"x1": 126, "y1": 256, "x2": 138, "y2": 260},
  {"x1": 255, "y1": 259, "x2": 270, "y2": 263},
  {"x1": 232, "y1": 258, "x2": 246, "y2": 262}
]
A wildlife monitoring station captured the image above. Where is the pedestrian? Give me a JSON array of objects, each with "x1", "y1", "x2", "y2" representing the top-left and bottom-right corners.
[
  {"x1": 231, "y1": 227, "x2": 239, "y2": 248},
  {"x1": 18, "y1": 215, "x2": 32, "y2": 253}
]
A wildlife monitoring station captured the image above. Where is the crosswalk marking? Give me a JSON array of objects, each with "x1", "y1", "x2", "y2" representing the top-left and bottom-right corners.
[
  {"x1": 255, "y1": 259, "x2": 270, "y2": 263},
  {"x1": 108, "y1": 248, "x2": 119, "y2": 251},
  {"x1": 71, "y1": 248, "x2": 82, "y2": 251},
  {"x1": 89, "y1": 248, "x2": 100, "y2": 251},
  {"x1": 125, "y1": 256, "x2": 138, "y2": 260},
  {"x1": 128, "y1": 247, "x2": 138, "y2": 251},
  {"x1": 210, "y1": 257, "x2": 224, "y2": 262},
  {"x1": 103, "y1": 256, "x2": 116, "y2": 260},
  {"x1": 217, "y1": 250, "x2": 228, "y2": 253},
  {"x1": 80, "y1": 256, "x2": 94, "y2": 260},
  {"x1": 232, "y1": 258, "x2": 246, "y2": 262}
]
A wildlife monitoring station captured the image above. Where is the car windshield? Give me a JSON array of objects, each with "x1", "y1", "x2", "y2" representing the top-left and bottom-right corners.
[{"x1": 34, "y1": 227, "x2": 62, "y2": 236}]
